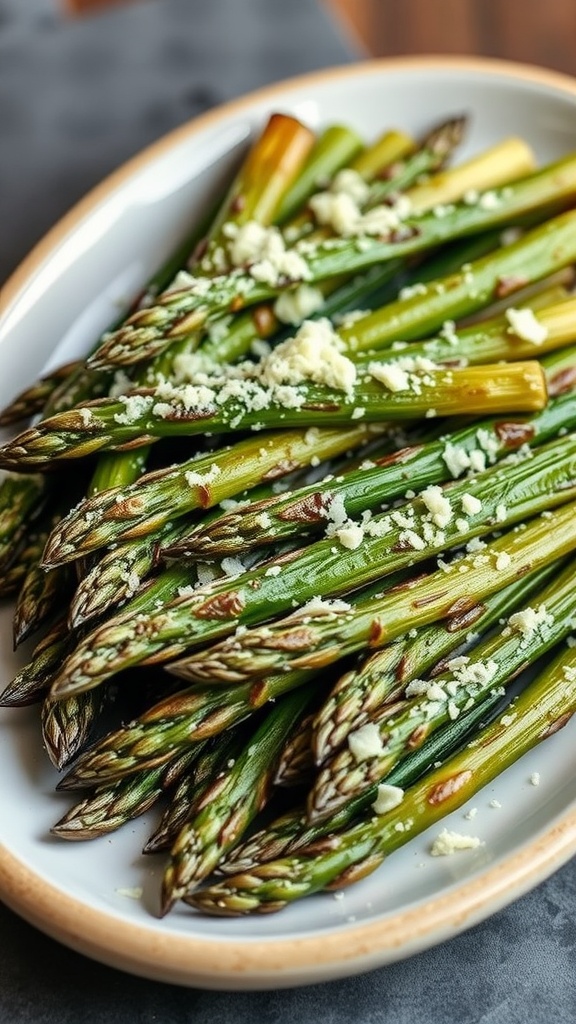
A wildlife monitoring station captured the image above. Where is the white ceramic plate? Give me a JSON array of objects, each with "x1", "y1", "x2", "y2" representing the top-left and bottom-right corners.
[{"x1": 2, "y1": 56, "x2": 576, "y2": 990}]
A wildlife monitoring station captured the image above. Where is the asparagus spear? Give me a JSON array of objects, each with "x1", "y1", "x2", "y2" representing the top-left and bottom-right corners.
[
  {"x1": 13, "y1": 508, "x2": 74, "y2": 645},
  {"x1": 144, "y1": 732, "x2": 241, "y2": 854},
  {"x1": 308, "y1": 558, "x2": 576, "y2": 822},
  {"x1": 65, "y1": 425, "x2": 398, "y2": 628},
  {"x1": 0, "y1": 516, "x2": 56, "y2": 601},
  {"x1": 0, "y1": 473, "x2": 45, "y2": 574},
  {"x1": 87, "y1": 160, "x2": 576, "y2": 367},
  {"x1": 66, "y1": 521, "x2": 187, "y2": 628},
  {"x1": 51, "y1": 747, "x2": 200, "y2": 840},
  {"x1": 199, "y1": 113, "x2": 315, "y2": 257},
  {"x1": 274, "y1": 712, "x2": 316, "y2": 787},
  {"x1": 47, "y1": 439, "x2": 576, "y2": 700},
  {"x1": 311, "y1": 562, "x2": 558, "y2": 765},
  {"x1": 0, "y1": 360, "x2": 546, "y2": 469},
  {"x1": 41, "y1": 689, "x2": 103, "y2": 771},
  {"x1": 334, "y1": 212, "x2": 576, "y2": 353},
  {"x1": 41, "y1": 424, "x2": 379, "y2": 566},
  {"x1": 350, "y1": 293, "x2": 576, "y2": 369},
  {"x1": 168, "y1": 434, "x2": 576, "y2": 685},
  {"x1": 54, "y1": 504, "x2": 576, "y2": 789},
  {"x1": 59, "y1": 667, "x2": 317, "y2": 790},
  {"x1": 273, "y1": 124, "x2": 365, "y2": 225},
  {"x1": 161, "y1": 686, "x2": 318, "y2": 911},
  {"x1": 18, "y1": 204, "x2": 214, "y2": 424},
  {"x1": 170, "y1": 384, "x2": 576, "y2": 559},
  {"x1": 0, "y1": 361, "x2": 83, "y2": 427},
  {"x1": 85, "y1": 115, "x2": 317, "y2": 495},
  {"x1": 220, "y1": 660, "x2": 523, "y2": 873},
  {"x1": 0, "y1": 616, "x2": 72, "y2": 707},
  {"x1": 196, "y1": 126, "x2": 417, "y2": 365},
  {"x1": 188, "y1": 640, "x2": 576, "y2": 915},
  {"x1": 199, "y1": 167, "x2": 509, "y2": 369}
]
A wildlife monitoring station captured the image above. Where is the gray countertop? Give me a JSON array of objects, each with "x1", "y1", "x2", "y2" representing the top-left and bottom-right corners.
[{"x1": 2, "y1": 1, "x2": 576, "y2": 1020}]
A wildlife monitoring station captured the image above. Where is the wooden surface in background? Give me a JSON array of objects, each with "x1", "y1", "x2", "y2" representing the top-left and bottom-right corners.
[
  {"x1": 61, "y1": 0, "x2": 576, "y2": 76},
  {"x1": 328, "y1": 0, "x2": 576, "y2": 75}
]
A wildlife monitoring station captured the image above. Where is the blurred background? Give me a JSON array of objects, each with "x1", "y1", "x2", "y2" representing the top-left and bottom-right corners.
[
  {"x1": 2, "y1": 0, "x2": 575, "y2": 280},
  {"x1": 330, "y1": 0, "x2": 576, "y2": 73}
]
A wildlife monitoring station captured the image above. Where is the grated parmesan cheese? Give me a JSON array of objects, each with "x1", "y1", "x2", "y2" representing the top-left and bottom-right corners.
[
  {"x1": 430, "y1": 828, "x2": 483, "y2": 856},
  {"x1": 506, "y1": 307, "x2": 548, "y2": 346},
  {"x1": 348, "y1": 723, "x2": 384, "y2": 761},
  {"x1": 372, "y1": 784, "x2": 405, "y2": 815},
  {"x1": 273, "y1": 284, "x2": 325, "y2": 325}
]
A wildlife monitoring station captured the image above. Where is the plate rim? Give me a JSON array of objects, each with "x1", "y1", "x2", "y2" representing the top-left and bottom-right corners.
[{"x1": 2, "y1": 53, "x2": 576, "y2": 988}]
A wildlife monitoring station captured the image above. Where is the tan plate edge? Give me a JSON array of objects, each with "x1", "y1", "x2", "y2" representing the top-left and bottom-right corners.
[
  {"x1": 2, "y1": 808, "x2": 576, "y2": 986},
  {"x1": 3, "y1": 54, "x2": 576, "y2": 985}
]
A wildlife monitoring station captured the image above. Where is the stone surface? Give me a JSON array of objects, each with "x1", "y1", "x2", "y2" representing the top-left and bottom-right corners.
[{"x1": 2, "y1": 1, "x2": 576, "y2": 1021}]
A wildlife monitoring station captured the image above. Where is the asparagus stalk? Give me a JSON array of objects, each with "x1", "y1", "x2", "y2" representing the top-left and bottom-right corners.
[
  {"x1": 274, "y1": 712, "x2": 316, "y2": 787},
  {"x1": 170, "y1": 385, "x2": 576, "y2": 559},
  {"x1": 168, "y1": 435, "x2": 576, "y2": 685},
  {"x1": 161, "y1": 686, "x2": 318, "y2": 911},
  {"x1": 335, "y1": 211, "x2": 576, "y2": 353},
  {"x1": 199, "y1": 156, "x2": 511, "y2": 369},
  {"x1": 311, "y1": 563, "x2": 558, "y2": 765},
  {"x1": 65, "y1": 428, "x2": 396, "y2": 628},
  {"x1": 12, "y1": 507, "x2": 74, "y2": 645},
  {"x1": 188, "y1": 640, "x2": 576, "y2": 915},
  {"x1": 0, "y1": 473, "x2": 45, "y2": 574},
  {"x1": 66, "y1": 521, "x2": 187, "y2": 628},
  {"x1": 51, "y1": 747, "x2": 200, "y2": 840},
  {"x1": 47, "y1": 440, "x2": 576, "y2": 700},
  {"x1": 0, "y1": 361, "x2": 83, "y2": 427},
  {"x1": 53, "y1": 505, "x2": 576, "y2": 789},
  {"x1": 85, "y1": 115, "x2": 317, "y2": 495},
  {"x1": 349, "y1": 293, "x2": 576, "y2": 369},
  {"x1": 0, "y1": 516, "x2": 56, "y2": 601},
  {"x1": 308, "y1": 558, "x2": 576, "y2": 823},
  {"x1": 274, "y1": 124, "x2": 364, "y2": 225},
  {"x1": 0, "y1": 616, "x2": 72, "y2": 707},
  {"x1": 41, "y1": 689, "x2": 103, "y2": 771},
  {"x1": 41, "y1": 424, "x2": 379, "y2": 566},
  {"x1": 199, "y1": 113, "x2": 315, "y2": 254},
  {"x1": 220, "y1": 663, "x2": 524, "y2": 873},
  {"x1": 28, "y1": 210, "x2": 214, "y2": 422},
  {"x1": 196, "y1": 125, "x2": 416, "y2": 365},
  {"x1": 86, "y1": 161, "x2": 576, "y2": 367},
  {"x1": 57, "y1": 666, "x2": 319, "y2": 789},
  {"x1": 144, "y1": 732, "x2": 240, "y2": 854},
  {"x1": 0, "y1": 360, "x2": 546, "y2": 469},
  {"x1": 404, "y1": 136, "x2": 533, "y2": 211}
]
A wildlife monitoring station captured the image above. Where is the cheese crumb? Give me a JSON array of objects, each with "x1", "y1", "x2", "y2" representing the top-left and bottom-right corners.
[
  {"x1": 461, "y1": 492, "x2": 482, "y2": 516},
  {"x1": 420, "y1": 485, "x2": 453, "y2": 528},
  {"x1": 115, "y1": 887, "x2": 143, "y2": 900},
  {"x1": 348, "y1": 723, "x2": 384, "y2": 761},
  {"x1": 508, "y1": 604, "x2": 554, "y2": 639},
  {"x1": 530, "y1": 772, "x2": 541, "y2": 786},
  {"x1": 430, "y1": 829, "x2": 484, "y2": 857},
  {"x1": 264, "y1": 319, "x2": 356, "y2": 396},
  {"x1": 495, "y1": 552, "x2": 511, "y2": 571},
  {"x1": 336, "y1": 522, "x2": 365, "y2": 550},
  {"x1": 273, "y1": 284, "x2": 325, "y2": 325},
  {"x1": 184, "y1": 463, "x2": 222, "y2": 489},
  {"x1": 369, "y1": 362, "x2": 411, "y2": 393},
  {"x1": 506, "y1": 307, "x2": 548, "y2": 346},
  {"x1": 372, "y1": 784, "x2": 405, "y2": 815}
]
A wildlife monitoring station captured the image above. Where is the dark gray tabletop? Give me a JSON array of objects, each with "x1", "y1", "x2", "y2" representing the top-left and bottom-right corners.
[{"x1": 2, "y1": 1, "x2": 576, "y2": 1020}]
